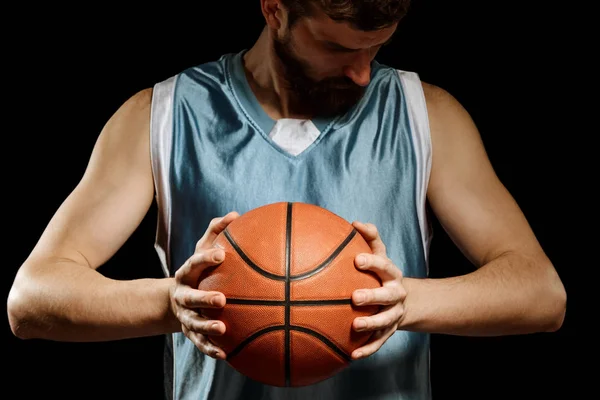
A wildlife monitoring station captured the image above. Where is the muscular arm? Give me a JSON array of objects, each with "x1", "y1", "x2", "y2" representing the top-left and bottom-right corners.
[
  {"x1": 399, "y1": 82, "x2": 566, "y2": 336},
  {"x1": 7, "y1": 88, "x2": 181, "y2": 341}
]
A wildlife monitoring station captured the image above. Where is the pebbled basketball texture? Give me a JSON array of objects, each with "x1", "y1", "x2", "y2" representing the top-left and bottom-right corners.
[{"x1": 197, "y1": 201, "x2": 382, "y2": 387}]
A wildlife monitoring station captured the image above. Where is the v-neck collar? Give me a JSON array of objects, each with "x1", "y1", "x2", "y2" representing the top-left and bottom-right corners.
[
  {"x1": 228, "y1": 49, "x2": 336, "y2": 135},
  {"x1": 225, "y1": 49, "x2": 381, "y2": 159}
]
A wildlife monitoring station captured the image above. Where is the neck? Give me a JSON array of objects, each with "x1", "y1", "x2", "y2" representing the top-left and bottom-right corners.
[{"x1": 243, "y1": 27, "x2": 308, "y2": 120}]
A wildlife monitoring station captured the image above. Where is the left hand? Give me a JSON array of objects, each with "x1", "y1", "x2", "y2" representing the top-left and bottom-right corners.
[{"x1": 350, "y1": 221, "x2": 407, "y2": 360}]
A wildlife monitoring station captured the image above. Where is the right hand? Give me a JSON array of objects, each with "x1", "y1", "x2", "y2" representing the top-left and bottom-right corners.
[{"x1": 169, "y1": 211, "x2": 240, "y2": 360}]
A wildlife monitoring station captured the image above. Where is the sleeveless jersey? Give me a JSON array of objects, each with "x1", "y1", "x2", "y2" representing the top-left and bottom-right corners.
[{"x1": 150, "y1": 49, "x2": 433, "y2": 400}]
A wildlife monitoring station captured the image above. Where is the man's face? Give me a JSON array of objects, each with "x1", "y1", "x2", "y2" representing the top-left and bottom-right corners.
[{"x1": 272, "y1": 9, "x2": 397, "y2": 118}]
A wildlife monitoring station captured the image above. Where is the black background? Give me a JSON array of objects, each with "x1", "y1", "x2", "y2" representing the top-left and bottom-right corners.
[{"x1": 4, "y1": 1, "x2": 583, "y2": 399}]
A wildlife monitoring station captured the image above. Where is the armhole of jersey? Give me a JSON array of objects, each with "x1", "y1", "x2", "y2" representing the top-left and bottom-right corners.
[
  {"x1": 150, "y1": 74, "x2": 178, "y2": 278},
  {"x1": 396, "y1": 70, "x2": 433, "y2": 273}
]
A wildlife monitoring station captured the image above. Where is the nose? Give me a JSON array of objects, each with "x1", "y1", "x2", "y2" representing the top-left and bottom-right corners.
[{"x1": 343, "y1": 50, "x2": 372, "y2": 87}]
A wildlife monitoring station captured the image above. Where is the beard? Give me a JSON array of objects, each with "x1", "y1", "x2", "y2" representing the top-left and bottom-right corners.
[{"x1": 272, "y1": 31, "x2": 367, "y2": 119}]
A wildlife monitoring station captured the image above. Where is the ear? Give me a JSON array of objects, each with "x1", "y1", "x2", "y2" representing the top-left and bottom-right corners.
[{"x1": 261, "y1": 0, "x2": 286, "y2": 31}]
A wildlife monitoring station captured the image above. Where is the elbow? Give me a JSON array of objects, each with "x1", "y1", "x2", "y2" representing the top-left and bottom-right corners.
[
  {"x1": 7, "y1": 273, "x2": 43, "y2": 340},
  {"x1": 545, "y1": 282, "x2": 567, "y2": 333},
  {"x1": 7, "y1": 285, "x2": 32, "y2": 339},
  {"x1": 539, "y1": 270, "x2": 567, "y2": 333}
]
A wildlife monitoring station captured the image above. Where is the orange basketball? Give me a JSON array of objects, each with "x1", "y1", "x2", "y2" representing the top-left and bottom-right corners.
[{"x1": 198, "y1": 201, "x2": 381, "y2": 387}]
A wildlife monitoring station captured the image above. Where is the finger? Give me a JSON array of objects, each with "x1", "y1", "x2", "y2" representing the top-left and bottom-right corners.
[
  {"x1": 176, "y1": 248, "x2": 226, "y2": 286},
  {"x1": 182, "y1": 325, "x2": 226, "y2": 360},
  {"x1": 352, "y1": 221, "x2": 387, "y2": 257},
  {"x1": 353, "y1": 304, "x2": 403, "y2": 332},
  {"x1": 355, "y1": 253, "x2": 402, "y2": 282},
  {"x1": 196, "y1": 211, "x2": 240, "y2": 251},
  {"x1": 353, "y1": 285, "x2": 404, "y2": 307},
  {"x1": 173, "y1": 286, "x2": 226, "y2": 309},
  {"x1": 351, "y1": 326, "x2": 396, "y2": 360},
  {"x1": 179, "y1": 308, "x2": 226, "y2": 336}
]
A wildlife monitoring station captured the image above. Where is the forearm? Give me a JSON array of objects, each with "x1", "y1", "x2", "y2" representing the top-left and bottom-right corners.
[
  {"x1": 399, "y1": 251, "x2": 566, "y2": 336},
  {"x1": 7, "y1": 260, "x2": 182, "y2": 341}
]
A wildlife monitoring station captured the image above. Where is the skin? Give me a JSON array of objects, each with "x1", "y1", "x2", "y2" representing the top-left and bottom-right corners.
[{"x1": 7, "y1": 0, "x2": 566, "y2": 364}]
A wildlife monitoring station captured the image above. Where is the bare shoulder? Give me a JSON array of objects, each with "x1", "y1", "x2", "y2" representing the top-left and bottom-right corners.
[
  {"x1": 420, "y1": 80, "x2": 447, "y2": 102},
  {"x1": 125, "y1": 87, "x2": 153, "y2": 107},
  {"x1": 129, "y1": 87, "x2": 153, "y2": 111},
  {"x1": 102, "y1": 87, "x2": 154, "y2": 135},
  {"x1": 89, "y1": 87, "x2": 155, "y2": 173},
  {"x1": 419, "y1": 80, "x2": 484, "y2": 158},
  {"x1": 420, "y1": 81, "x2": 472, "y2": 128}
]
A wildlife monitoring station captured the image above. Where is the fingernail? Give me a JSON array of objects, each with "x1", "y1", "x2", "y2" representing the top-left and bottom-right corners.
[
  {"x1": 211, "y1": 322, "x2": 220, "y2": 332},
  {"x1": 211, "y1": 296, "x2": 222, "y2": 306},
  {"x1": 213, "y1": 250, "x2": 224, "y2": 262},
  {"x1": 354, "y1": 292, "x2": 366, "y2": 304},
  {"x1": 353, "y1": 351, "x2": 363, "y2": 359},
  {"x1": 356, "y1": 319, "x2": 367, "y2": 330},
  {"x1": 356, "y1": 255, "x2": 366, "y2": 267}
]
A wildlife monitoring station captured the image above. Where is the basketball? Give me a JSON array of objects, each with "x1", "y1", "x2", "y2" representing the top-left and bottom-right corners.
[{"x1": 198, "y1": 201, "x2": 381, "y2": 387}]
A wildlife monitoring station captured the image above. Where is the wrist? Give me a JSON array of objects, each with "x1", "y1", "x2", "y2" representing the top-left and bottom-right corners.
[
  {"x1": 396, "y1": 276, "x2": 428, "y2": 331},
  {"x1": 164, "y1": 277, "x2": 181, "y2": 332}
]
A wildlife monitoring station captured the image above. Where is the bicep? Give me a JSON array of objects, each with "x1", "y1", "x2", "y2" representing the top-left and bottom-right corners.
[
  {"x1": 28, "y1": 88, "x2": 155, "y2": 270},
  {"x1": 424, "y1": 83, "x2": 543, "y2": 267}
]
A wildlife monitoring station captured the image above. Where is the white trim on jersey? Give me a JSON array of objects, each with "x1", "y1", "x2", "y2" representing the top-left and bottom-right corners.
[
  {"x1": 397, "y1": 70, "x2": 433, "y2": 273},
  {"x1": 150, "y1": 75, "x2": 178, "y2": 279}
]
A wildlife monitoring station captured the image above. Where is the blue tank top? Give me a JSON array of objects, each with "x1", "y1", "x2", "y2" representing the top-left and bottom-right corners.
[{"x1": 150, "y1": 49, "x2": 433, "y2": 400}]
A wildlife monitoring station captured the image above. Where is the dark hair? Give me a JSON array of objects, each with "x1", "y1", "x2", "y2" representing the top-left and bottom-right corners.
[{"x1": 279, "y1": 0, "x2": 411, "y2": 31}]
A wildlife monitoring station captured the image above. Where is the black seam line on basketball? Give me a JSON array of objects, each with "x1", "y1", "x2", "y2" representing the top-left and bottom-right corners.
[
  {"x1": 285, "y1": 202, "x2": 292, "y2": 387},
  {"x1": 226, "y1": 325, "x2": 285, "y2": 361},
  {"x1": 289, "y1": 229, "x2": 358, "y2": 281},
  {"x1": 291, "y1": 326, "x2": 352, "y2": 363},
  {"x1": 225, "y1": 325, "x2": 352, "y2": 364},
  {"x1": 226, "y1": 299, "x2": 352, "y2": 306},
  {"x1": 223, "y1": 229, "x2": 286, "y2": 281},
  {"x1": 222, "y1": 222, "x2": 357, "y2": 284}
]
